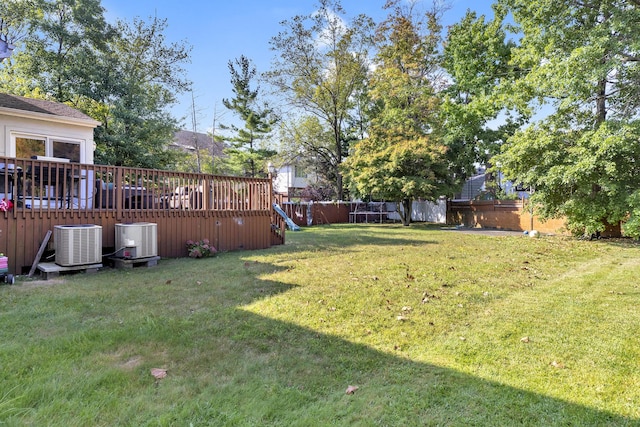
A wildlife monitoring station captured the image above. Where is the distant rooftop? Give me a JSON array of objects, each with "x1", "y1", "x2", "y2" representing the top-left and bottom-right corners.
[{"x1": 173, "y1": 130, "x2": 225, "y2": 157}]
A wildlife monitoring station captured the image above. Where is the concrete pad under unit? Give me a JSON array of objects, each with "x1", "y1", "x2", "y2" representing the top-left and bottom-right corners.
[
  {"x1": 109, "y1": 256, "x2": 160, "y2": 269},
  {"x1": 37, "y1": 262, "x2": 102, "y2": 280}
]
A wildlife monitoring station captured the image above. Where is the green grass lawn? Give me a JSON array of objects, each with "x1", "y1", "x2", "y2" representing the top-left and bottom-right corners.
[{"x1": 1, "y1": 224, "x2": 639, "y2": 426}]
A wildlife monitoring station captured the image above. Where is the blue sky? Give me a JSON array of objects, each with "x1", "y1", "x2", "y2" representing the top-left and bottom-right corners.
[{"x1": 101, "y1": 0, "x2": 496, "y2": 133}]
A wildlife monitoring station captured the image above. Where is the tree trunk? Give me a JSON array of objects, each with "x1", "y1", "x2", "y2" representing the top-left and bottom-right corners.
[
  {"x1": 398, "y1": 198, "x2": 412, "y2": 226},
  {"x1": 334, "y1": 124, "x2": 344, "y2": 201},
  {"x1": 336, "y1": 173, "x2": 343, "y2": 201},
  {"x1": 595, "y1": 77, "x2": 607, "y2": 126}
]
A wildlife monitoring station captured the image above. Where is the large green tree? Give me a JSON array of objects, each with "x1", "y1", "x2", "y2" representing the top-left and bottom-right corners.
[
  {"x1": 18, "y1": 0, "x2": 113, "y2": 104},
  {"x1": 0, "y1": 2, "x2": 191, "y2": 169},
  {"x1": 494, "y1": 0, "x2": 640, "y2": 236},
  {"x1": 344, "y1": 0, "x2": 452, "y2": 225},
  {"x1": 221, "y1": 55, "x2": 277, "y2": 178},
  {"x1": 440, "y1": 6, "x2": 522, "y2": 194},
  {"x1": 88, "y1": 17, "x2": 191, "y2": 168},
  {"x1": 265, "y1": 0, "x2": 374, "y2": 199}
]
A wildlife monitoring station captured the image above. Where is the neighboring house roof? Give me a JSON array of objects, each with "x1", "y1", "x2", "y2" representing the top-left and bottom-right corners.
[
  {"x1": 0, "y1": 93, "x2": 100, "y2": 127},
  {"x1": 172, "y1": 130, "x2": 225, "y2": 157},
  {"x1": 456, "y1": 173, "x2": 486, "y2": 200}
]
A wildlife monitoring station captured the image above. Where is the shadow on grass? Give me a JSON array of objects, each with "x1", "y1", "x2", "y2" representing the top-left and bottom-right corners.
[
  {"x1": 142, "y1": 266, "x2": 636, "y2": 425},
  {"x1": 198, "y1": 309, "x2": 630, "y2": 426},
  {"x1": 190, "y1": 260, "x2": 638, "y2": 426},
  {"x1": 0, "y1": 257, "x2": 635, "y2": 426}
]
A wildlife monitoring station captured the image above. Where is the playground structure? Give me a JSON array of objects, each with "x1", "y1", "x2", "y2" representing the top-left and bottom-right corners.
[{"x1": 273, "y1": 203, "x2": 300, "y2": 231}]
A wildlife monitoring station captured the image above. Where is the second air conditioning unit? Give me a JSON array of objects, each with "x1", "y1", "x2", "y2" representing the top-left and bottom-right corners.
[
  {"x1": 54, "y1": 224, "x2": 102, "y2": 266},
  {"x1": 115, "y1": 222, "x2": 157, "y2": 259}
]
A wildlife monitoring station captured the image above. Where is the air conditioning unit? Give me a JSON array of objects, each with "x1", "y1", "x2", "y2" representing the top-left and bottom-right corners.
[
  {"x1": 54, "y1": 224, "x2": 102, "y2": 266},
  {"x1": 115, "y1": 222, "x2": 157, "y2": 259}
]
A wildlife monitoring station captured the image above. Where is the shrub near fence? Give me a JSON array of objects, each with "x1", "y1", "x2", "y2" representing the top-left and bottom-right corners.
[{"x1": 0, "y1": 157, "x2": 284, "y2": 274}]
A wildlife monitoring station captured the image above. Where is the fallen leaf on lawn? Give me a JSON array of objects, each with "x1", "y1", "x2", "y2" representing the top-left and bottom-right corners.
[
  {"x1": 396, "y1": 315, "x2": 408, "y2": 321},
  {"x1": 401, "y1": 306, "x2": 412, "y2": 312},
  {"x1": 550, "y1": 361, "x2": 565, "y2": 369},
  {"x1": 521, "y1": 336, "x2": 530, "y2": 343},
  {"x1": 196, "y1": 281, "x2": 202, "y2": 285},
  {"x1": 346, "y1": 385, "x2": 359, "y2": 394},
  {"x1": 151, "y1": 368, "x2": 167, "y2": 379}
]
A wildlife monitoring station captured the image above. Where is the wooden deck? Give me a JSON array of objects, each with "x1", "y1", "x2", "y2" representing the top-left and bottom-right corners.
[{"x1": 0, "y1": 157, "x2": 285, "y2": 275}]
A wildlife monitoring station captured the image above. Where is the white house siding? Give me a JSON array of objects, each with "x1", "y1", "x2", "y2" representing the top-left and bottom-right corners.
[
  {"x1": 273, "y1": 164, "x2": 313, "y2": 198},
  {"x1": 0, "y1": 93, "x2": 99, "y2": 164},
  {"x1": 0, "y1": 114, "x2": 96, "y2": 163}
]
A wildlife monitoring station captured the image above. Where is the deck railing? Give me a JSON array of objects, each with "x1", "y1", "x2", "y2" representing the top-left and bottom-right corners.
[
  {"x1": 0, "y1": 158, "x2": 272, "y2": 215},
  {"x1": 0, "y1": 157, "x2": 283, "y2": 274}
]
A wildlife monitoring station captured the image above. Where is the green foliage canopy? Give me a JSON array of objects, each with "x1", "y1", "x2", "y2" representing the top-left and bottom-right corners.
[
  {"x1": 0, "y1": 2, "x2": 191, "y2": 169},
  {"x1": 19, "y1": 0, "x2": 113, "y2": 103},
  {"x1": 89, "y1": 16, "x2": 190, "y2": 168},
  {"x1": 221, "y1": 55, "x2": 277, "y2": 178},
  {"x1": 440, "y1": 6, "x2": 523, "y2": 187},
  {"x1": 266, "y1": 0, "x2": 374, "y2": 199},
  {"x1": 495, "y1": 0, "x2": 640, "y2": 236},
  {"x1": 345, "y1": 1, "x2": 451, "y2": 225}
]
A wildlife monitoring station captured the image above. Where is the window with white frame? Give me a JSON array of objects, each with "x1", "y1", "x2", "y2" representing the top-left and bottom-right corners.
[{"x1": 14, "y1": 134, "x2": 82, "y2": 162}]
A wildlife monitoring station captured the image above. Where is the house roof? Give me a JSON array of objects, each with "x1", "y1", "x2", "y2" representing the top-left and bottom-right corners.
[
  {"x1": 172, "y1": 130, "x2": 225, "y2": 157},
  {"x1": 0, "y1": 93, "x2": 100, "y2": 127}
]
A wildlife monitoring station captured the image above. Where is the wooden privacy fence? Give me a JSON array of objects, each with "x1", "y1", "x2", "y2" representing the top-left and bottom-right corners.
[
  {"x1": 0, "y1": 157, "x2": 284, "y2": 274},
  {"x1": 447, "y1": 200, "x2": 626, "y2": 237},
  {"x1": 280, "y1": 202, "x2": 353, "y2": 226},
  {"x1": 446, "y1": 200, "x2": 567, "y2": 234},
  {"x1": 280, "y1": 200, "x2": 447, "y2": 226}
]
